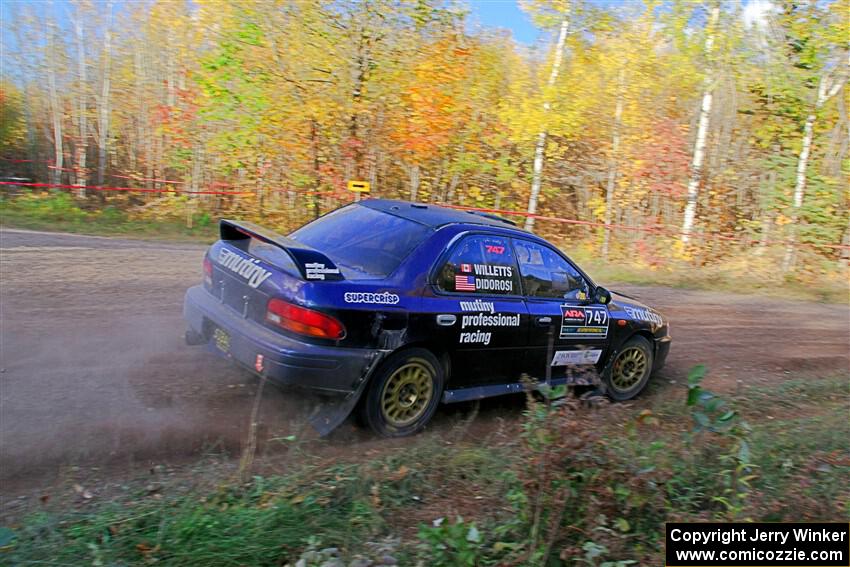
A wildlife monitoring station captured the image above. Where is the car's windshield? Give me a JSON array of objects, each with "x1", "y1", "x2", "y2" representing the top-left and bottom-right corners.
[{"x1": 289, "y1": 205, "x2": 432, "y2": 279}]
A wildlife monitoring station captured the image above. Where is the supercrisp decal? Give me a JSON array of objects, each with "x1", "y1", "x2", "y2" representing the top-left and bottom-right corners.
[{"x1": 343, "y1": 291, "x2": 400, "y2": 305}]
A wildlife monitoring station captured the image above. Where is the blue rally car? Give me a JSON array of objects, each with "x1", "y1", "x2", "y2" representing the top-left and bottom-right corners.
[{"x1": 184, "y1": 199, "x2": 671, "y2": 436}]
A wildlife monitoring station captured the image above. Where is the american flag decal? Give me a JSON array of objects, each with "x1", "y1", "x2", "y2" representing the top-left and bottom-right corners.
[{"x1": 455, "y1": 275, "x2": 476, "y2": 291}]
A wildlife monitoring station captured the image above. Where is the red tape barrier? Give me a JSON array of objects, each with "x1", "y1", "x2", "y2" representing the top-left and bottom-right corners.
[
  {"x1": 0, "y1": 180, "x2": 355, "y2": 199},
  {"x1": 443, "y1": 203, "x2": 850, "y2": 252},
  {"x1": 0, "y1": 180, "x2": 252, "y2": 196},
  {"x1": 0, "y1": 178, "x2": 844, "y2": 251},
  {"x1": 108, "y1": 173, "x2": 185, "y2": 185}
]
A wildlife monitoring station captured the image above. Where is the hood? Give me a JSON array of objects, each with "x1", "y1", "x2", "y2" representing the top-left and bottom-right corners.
[
  {"x1": 609, "y1": 290, "x2": 665, "y2": 326},
  {"x1": 610, "y1": 290, "x2": 650, "y2": 309}
]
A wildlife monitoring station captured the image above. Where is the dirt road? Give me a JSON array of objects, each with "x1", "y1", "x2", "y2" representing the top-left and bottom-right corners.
[{"x1": 1, "y1": 229, "x2": 848, "y2": 491}]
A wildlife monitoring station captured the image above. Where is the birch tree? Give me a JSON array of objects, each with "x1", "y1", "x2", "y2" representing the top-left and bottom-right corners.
[
  {"x1": 96, "y1": 2, "x2": 112, "y2": 187},
  {"x1": 681, "y1": 1, "x2": 721, "y2": 243},
  {"x1": 602, "y1": 67, "x2": 625, "y2": 258},
  {"x1": 522, "y1": 0, "x2": 572, "y2": 232},
  {"x1": 45, "y1": 15, "x2": 63, "y2": 186},
  {"x1": 72, "y1": 3, "x2": 88, "y2": 194},
  {"x1": 782, "y1": 54, "x2": 849, "y2": 271}
]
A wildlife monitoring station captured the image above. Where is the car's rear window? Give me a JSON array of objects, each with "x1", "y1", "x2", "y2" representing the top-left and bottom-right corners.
[{"x1": 289, "y1": 205, "x2": 432, "y2": 279}]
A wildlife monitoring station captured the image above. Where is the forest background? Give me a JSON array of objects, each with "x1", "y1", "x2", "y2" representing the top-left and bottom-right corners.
[{"x1": 1, "y1": 0, "x2": 848, "y2": 289}]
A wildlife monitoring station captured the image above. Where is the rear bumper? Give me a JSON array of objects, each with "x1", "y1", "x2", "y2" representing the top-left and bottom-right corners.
[
  {"x1": 653, "y1": 334, "x2": 672, "y2": 371},
  {"x1": 183, "y1": 285, "x2": 379, "y2": 395}
]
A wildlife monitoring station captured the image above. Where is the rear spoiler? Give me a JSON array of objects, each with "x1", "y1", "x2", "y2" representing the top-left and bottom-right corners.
[{"x1": 220, "y1": 219, "x2": 344, "y2": 281}]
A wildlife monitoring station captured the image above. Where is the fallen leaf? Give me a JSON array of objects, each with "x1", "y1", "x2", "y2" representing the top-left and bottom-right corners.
[{"x1": 391, "y1": 465, "x2": 409, "y2": 481}]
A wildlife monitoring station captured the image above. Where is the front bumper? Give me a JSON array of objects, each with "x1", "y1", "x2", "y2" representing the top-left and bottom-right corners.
[
  {"x1": 653, "y1": 334, "x2": 672, "y2": 371},
  {"x1": 183, "y1": 285, "x2": 379, "y2": 395}
]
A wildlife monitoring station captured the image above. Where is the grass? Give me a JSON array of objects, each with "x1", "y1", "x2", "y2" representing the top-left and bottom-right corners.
[
  {"x1": 4, "y1": 372, "x2": 848, "y2": 565},
  {"x1": 0, "y1": 192, "x2": 218, "y2": 242},
  {"x1": 2, "y1": 191, "x2": 847, "y2": 302},
  {"x1": 563, "y1": 237, "x2": 850, "y2": 304}
]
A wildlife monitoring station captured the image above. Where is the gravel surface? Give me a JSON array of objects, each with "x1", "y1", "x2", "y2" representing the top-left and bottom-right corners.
[{"x1": 1, "y1": 228, "x2": 847, "y2": 493}]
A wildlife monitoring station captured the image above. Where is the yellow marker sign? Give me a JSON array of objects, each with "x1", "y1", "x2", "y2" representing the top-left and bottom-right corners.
[{"x1": 347, "y1": 180, "x2": 370, "y2": 193}]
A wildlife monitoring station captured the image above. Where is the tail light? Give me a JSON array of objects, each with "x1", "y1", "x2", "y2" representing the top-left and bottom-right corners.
[
  {"x1": 203, "y1": 256, "x2": 213, "y2": 288},
  {"x1": 266, "y1": 298, "x2": 345, "y2": 340}
]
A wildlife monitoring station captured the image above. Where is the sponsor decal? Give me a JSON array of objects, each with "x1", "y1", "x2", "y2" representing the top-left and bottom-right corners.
[
  {"x1": 560, "y1": 305, "x2": 609, "y2": 338},
  {"x1": 485, "y1": 244, "x2": 505, "y2": 254},
  {"x1": 461, "y1": 313, "x2": 520, "y2": 329},
  {"x1": 305, "y1": 262, "x2": 341, "y2": 280},
  {"x1": 254, "y1": 354, "x2": 265, "y2": 373},
  {"x1": 551, "y1": 349, "x2": 602, "y2": 366},
  {"x1": 624, "y1": 305, "x2": 663, "y2": 325},
  {"x1": 459, "y1": 299, "x2": 495, "y2": 313},
  {"x1": 460, "y1": 263, "x2": 473, "y2": 273},
  {"x1": 459, "y1": 330, "x2": 491, "y2": 345},
  {"x1": 217, "y1": 248, "x2": 273, "y2": 289},
  {"x1": 343, "y1": 291, "x2": 400, "y2": 305},
  {"x1": 455, "y1": 275, "x2": 476, "y2": 291},
  {"x1": 562, "y1": 307, "x2": 586, "y2": 322}
]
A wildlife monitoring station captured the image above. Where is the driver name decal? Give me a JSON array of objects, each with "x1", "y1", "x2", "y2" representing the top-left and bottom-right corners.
[{"x1": 560, "y1": 305, "x2": 609, "y2": 338}]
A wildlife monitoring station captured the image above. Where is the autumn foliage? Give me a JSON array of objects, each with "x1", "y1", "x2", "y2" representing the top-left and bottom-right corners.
[{"x1": 1, "y1": 0, "x2": 848, "y2": 272}]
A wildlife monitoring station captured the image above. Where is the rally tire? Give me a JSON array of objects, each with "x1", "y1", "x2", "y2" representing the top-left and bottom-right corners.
[
  {"x1": 361, "y1": 348, "x2": 444, "y2": 437},
  {"x1": 604, "y1": 335, "x2": 654, "y2": 401}
]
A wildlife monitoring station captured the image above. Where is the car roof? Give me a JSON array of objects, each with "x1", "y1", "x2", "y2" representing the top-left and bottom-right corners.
[{"x1": 360, "y1": 199, "x2": 528, "y2": 232}]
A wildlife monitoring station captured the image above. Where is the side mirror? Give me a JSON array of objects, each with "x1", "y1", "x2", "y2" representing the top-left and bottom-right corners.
[{"x1": 593, "y1": 286, "x2": 612, "y2": 305}]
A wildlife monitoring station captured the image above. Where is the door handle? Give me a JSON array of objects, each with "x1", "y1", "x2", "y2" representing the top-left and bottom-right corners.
[
  {"x1": 535, "y1": 316, "x2": 552, "y2": 327},
  {"x1": 436, "y1": 314, "x2": 457, "y2": 326}
]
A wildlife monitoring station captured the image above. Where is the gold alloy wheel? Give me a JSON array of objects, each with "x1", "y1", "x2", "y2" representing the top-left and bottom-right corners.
[
  {"x1": 380, "y1": 359, "x2": 434, "y2": 428},
  {"x1": 611, "y1": 347, "x2": 648, "y2": 392}
]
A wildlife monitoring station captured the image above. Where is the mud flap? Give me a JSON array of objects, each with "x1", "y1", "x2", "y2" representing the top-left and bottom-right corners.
[
  {"x1": 307, "y1": 351, "x2": 387, "y2": 436},
  {"x1": 185, "y1": 328, "x2": 206, "y2": 346}
]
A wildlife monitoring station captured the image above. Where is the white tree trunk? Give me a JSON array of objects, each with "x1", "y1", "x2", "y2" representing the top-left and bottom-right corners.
[
  {"x1": 97, "y1": 4, "x2": 112, "y2": 187},
  {"x1": 74, "y1": 13, "x2": 87, "y2": 196},
  {"x1": 782, "y1": 55, "x2": 849, "y2": 271},
  {"x1": 602, "y1": 67, "x2": 626, "y2": 259},
  {"x1": 524, "y1": 8, "x2": 571, "y2": 232},
  {"x1": 46, "y1": 19, "x2": 63, "y2": 187},
  {"x1": 681, "y1": 2, "x2": 720, "y2": 243},
  {"x1": 409, "y1": 164, "x2": 420, "y2": 202}
]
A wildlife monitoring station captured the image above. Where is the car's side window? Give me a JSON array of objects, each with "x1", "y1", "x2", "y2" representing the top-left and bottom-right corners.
[
  {"x1": 435, "y1": 234, "x2": 520, "y2": 295},
  {"x1": 513, "y1": 239, "x2": 588, "y2": 300}
]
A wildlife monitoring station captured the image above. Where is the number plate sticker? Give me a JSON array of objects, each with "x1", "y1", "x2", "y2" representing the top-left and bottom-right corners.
[
  {"x1": 559, "y1": 306, "x2": 609, "y2": 339},
  {"x1": 213, "y1": 327, "x2": 231, "y2": 353}
]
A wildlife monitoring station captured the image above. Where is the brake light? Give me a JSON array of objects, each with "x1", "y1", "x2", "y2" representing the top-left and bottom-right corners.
[
  {"x1": 203, "y1": 256, "x2": 213, "y2": 288},
  {"x1": 266, "y1": 298, "x2": 345, "y2": 340}
]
